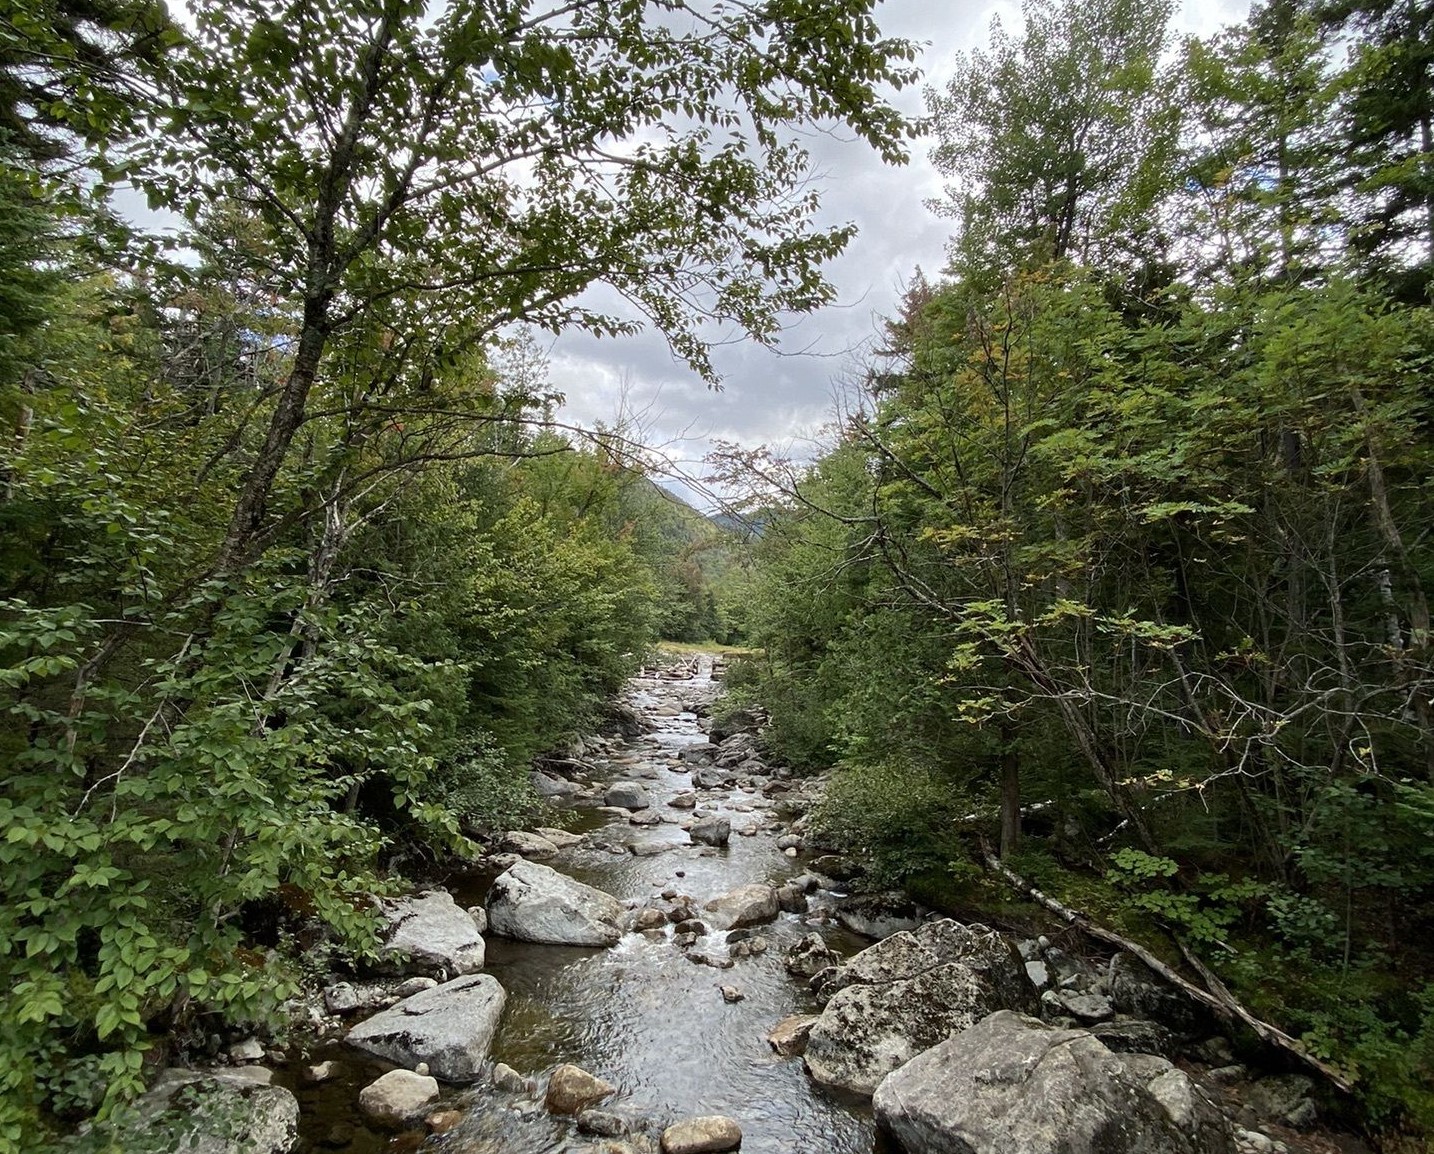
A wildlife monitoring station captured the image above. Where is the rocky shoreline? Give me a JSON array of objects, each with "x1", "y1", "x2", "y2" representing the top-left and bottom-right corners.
[{"x1": 112, "y1": 654, "x2": 1364, "y2": 1154}]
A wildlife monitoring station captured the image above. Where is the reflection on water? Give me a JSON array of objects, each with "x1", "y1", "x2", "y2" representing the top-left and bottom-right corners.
[{"x1": 299, "y1": 663, "x2": 888, "y2": 1153}]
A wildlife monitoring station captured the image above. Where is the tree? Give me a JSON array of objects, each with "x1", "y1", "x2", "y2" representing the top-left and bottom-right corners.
[{"x1": 927, "y1": 0, "x2": 1178, "y2": 284}]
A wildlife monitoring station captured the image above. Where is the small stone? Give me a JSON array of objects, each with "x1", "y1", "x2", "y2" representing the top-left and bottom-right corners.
[
  {"x1": 690, "y1": 816, "x2": 731, "y2": 847},
  {"x1": 630, "y1": 907, "x2": 669, "y2": 932},
  {"x1": 301, "y1": 1061, "x2": 339, "y2": 1085},
  {"x1": 427, "y1": 1109, "x2": 464, "y2": 1134},
  {"x1": 414, "y1": 1062, "x2": 429, "y2": 1076},
  {"x1": 719, "y1": 985, "x2": 745, "y2": 1003},
  {"x1": 784, "y1": 847, "x2": 798, "y2": 857},
  {"x1": 492, "y1": 1062, "x2": 531, "y2": 1094},
  {"x1": 661, "y1": 1115, "x2": 742, "y2": 1153},
  {"x1": 229, "y1": 1038, "x2": 265, "y2": 1062},
  {"x1": 394, "y1": 976, "x2": 439, "y2": 998},
  {"x1": 768, "y1": 1014, "x2": 818, "y2": 1057},
  {"x1": 674, "y1": 919, "x2": 707, "y2": 936},
  {"x1": 545, "y1": 1063, "x2": 616, "y2": 1114},
  {"x1": 358, "y1": 1069, "x2": 440, "y2": 1126}
]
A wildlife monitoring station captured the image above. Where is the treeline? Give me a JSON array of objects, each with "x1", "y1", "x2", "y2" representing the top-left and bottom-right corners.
[
  {"x1": 0, "y1": 0, "x2": 915, "y2": 1142},
  {"x1": 735, "y1": 0, "x2": 1434, "y2": 1139}
]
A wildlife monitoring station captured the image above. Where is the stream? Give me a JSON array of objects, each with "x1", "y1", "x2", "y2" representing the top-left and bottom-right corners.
[{"x1": 295, "y1": 654, "x2": 892, "y2": 1154}]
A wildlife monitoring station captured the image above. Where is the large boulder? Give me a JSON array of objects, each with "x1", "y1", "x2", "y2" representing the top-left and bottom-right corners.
[
  {"x1": 486, "y1": 860, "x2": 624, "y2": 946},
  {"x1": 381, "y1": 889, "x2": 486, "y2": 976},
  {"x1": 702, "y1": 883, "x2": 779, "y2": 930},
  {"x1": 661, "y1": 1116, "x2": 743, "y2": 1153},
  {"x1": 804, "y1": 919, "x2": 1037, "y2": 1096},
  {"x1": 545, "y1": 1063, "x2": 616, "y2": 1114},
  {"x1": 605, "y1": 781, "x2": 651, "y2": 810},
  {"x1": 346, "y1": 973, "x2": 506, "y2": 1082},
  {"x1": 689, "y1": 816, "x2": 731, "y2": 846},
  {"x1": 874, "y1": 1011, "x2": 1233, "y2": 1154},
  {"x1": 111, "y1": 1068, "x2": 299, "y2": 1154}
]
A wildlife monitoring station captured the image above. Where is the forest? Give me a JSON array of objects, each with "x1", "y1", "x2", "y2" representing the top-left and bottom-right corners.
[
  {"x1": 3, "y1": 0, "x2": 1434, "y2": 1147},
  {"x1": 0, "y1": 0, "x2": 896, "y2": 1143},
  {"x1": 726, "y1": 0, "x2": 1434, "y2": 1141}
]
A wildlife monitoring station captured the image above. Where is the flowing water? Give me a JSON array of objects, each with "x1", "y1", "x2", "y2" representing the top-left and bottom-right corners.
[{"x1": 295, "y1": 656, "x2": 891, "y2": 1154}]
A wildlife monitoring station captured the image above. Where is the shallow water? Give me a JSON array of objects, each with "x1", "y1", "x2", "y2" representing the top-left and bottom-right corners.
[{"x1": 296, "y1": 659, "x2": 889, "y2": 1153}]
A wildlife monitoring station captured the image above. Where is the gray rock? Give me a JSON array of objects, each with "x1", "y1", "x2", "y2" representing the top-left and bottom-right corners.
[
  {"x1": 492, "y1": 1062, "x2": 531, "y2": 1093},
  {"x1": 357, "y1": 1069, "x2": 439, "y2": 1125},
  {"x1": 1109, "y1": 952, "x2": 1208, "y2": 1039},
  {"x1": 804, "y1": 920, "x2": 1038, "y2": 1096},
  {"x1": 534, "y1": 827, "x2": 585, "y2": 849},
  {"x1": 702, "y1": 883, "x2": 779, "y2": 930},
  {"x1": 501, "y1": 830, "x2": 560, "y2": 857},
  {"x1": 689, "y1": 816, "x2": 731, "y2": 846},
  {"x1": 872, "y1": 1010, "x2": 1234, "y2": 1154},
  {"x1": 605, "y1": 781, "x2": 651, "y2": 810},
  {"x1": 1025, "y1": 960, "x2": 1050, "y2": 988},
  {"x1": 345, "y1": 973, "x2": 506, "y2": 1082},
  {"x1": 487, "y1": 860, "x2": 624, "y2": 947},
  {"x1": 394, "y1": 976, "x2": 439, "y2": 998},
  {"x1": 533, "y1": 771, "x2": 580, "y2": 797},
  {"x1": 382, "y1": 890, "x2": 486, "y2": 976},
  {"x1": 1245, "y1": 1074, "x2": 1316, "y2": 1128},
  {"x1": 229, "y1": 1038, "x2": 265, "y2": 1062},
  {"x1": 835, "y1": 892, "x2": 924, "y2": 940},
  {"x1": 661, "y1": 1115, "x2": 743, "y2": 1153},
  {"x1": 776, "y1": 883, "x2": 808, "y2": 914},
  {"x1": 577, "y1": 1108, "x2": 629, "y2": 1137},
  {"x1": 1092, "y1": 1017, "x2": 1174, "y2": 1057},
  {"x1": 1059, "y1": 991, "x2": 1115, "y2": 1022},
  {"x1": 785, "y1": 933, "x2": 840, "y2": 979},
  {"x1": 324, "y1": 982, "x2": 362, "y2": 1014},
  {"x1": 669, "y1": 793, "x2": 698, "y2": 809},
  {"x1": 113, "y1": 1068, "x2": 299, "y2": 1154},
  {"x1": 692, "y1": 767, "x2": 730, "y2": 790}
]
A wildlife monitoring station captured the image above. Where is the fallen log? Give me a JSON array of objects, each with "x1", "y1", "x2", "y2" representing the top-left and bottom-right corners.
[{"x1": 981, "y1": 846, "x2": 1352, "y2": 1095}]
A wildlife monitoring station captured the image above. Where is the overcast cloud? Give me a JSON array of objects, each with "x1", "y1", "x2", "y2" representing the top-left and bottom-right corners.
[{"x1": 549, "y1": 0, "x2": 1251, "y2": 508}]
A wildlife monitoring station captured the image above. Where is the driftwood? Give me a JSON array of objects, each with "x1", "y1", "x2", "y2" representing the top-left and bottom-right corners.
[{"x1": 982, "y1": 848, "x2": 1353, "y2": 1095}]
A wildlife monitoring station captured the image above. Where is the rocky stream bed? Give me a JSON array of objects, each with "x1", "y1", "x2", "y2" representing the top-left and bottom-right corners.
[{"x1": 120, "y1": 655, "x2": 1372, "y2": 1154}]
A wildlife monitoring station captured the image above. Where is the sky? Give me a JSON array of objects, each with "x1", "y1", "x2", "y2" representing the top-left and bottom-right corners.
[{"x1": 547, "y1": 0, "x2": 1251, "y2": 509}]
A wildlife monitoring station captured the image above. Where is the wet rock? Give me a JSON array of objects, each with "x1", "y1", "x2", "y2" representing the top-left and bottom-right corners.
[
  {"x1": 872, "y1": 1010, "x2": 1234, "y2": 1154},
  {"x1": 345, "y1": 974, "x2": 506, "y2": 1082},
  {"x1": 382, "y1": 890, "x2": 487, "y2": 976},
  {"x1": 502, "y1": 830, "x2": 560, "y2": 857},
  {"x1": 835, "y1": 892, "x2": 924, "y2": 940},
  {"x1": 358, "y1": 1069, "x2": 440, "y2": 1126},
  {"x1": 776, "y1": 834, "x2": 803, "y2": 852},
  {"x1": 690, "y1": 816, "x2": 731, "y2": 846},
  {"x1": 661, "y1": 1115, "x2": 743, "y2": 1153},
  {"x1": 578, "y1": 1109, "x2": 629, "y2": 1137},
  {"x1": 730, "y1": 935, "x2": 768, "y2": 959},
  {"x1": 629, "y1": 907, "x2": 669, "y2": 932},
  {"x1": 487, "y1": 860, "x2": 623, "y2": 947},
  {"x1": 301, "y1": 1061, "x2": 339, "y2": 1085},
  {"x1": 427, "y1": 1109, "x2": 464, "y2": 1134},
  {"x1": 702, "y1": 883, "x2": 779, "y2": 930},
  {"x1": 719, "y1": 985, "x2": 745, "y2": 1003},
  {"x1": 768, "y1": 1014, "x2": 818, "y2": 1057},
  {"x1": 606, "y1": 782, "x2": 651, "y2": 810},
  {"x1": 492, "y1": 1062, "x2": 531, "y2": 1093},
  {"x1": 669, "y1": 793, "x2": 698, "y2": 810},
  {"x1": 674, "y1": 918, "x2": 707, "y2": 936},
  {"x1": 804, "y1": 920, "x2": 1038, "y2": 1097},
  {"x1": 545, "y1": 1063, "x2": 616, "y2": 1114},
  {"x1": 784, "y1": 933, "x2": 840, "y2": 979},
  {"x1": 114, "y1": 1068, "x2": 299, "y2": 1154},
  {"x1": 680, "y1": 744, "x2": 719, "y2": 765},
  {"x1": 692, "y1": 767, "x2": 730, "y2": 790},
  {"x1": 687, "y1": 949, "x2": 735, "y2": 969},
  {"x1": 629, "y1": 810, "x2": 664, "y2": 827},
  {"x1": 775, "y1": 883, "x2": 808, "y2": 914},
  {"x1": 672, "y1": 932, "x2": 699, "y2": 949}
]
